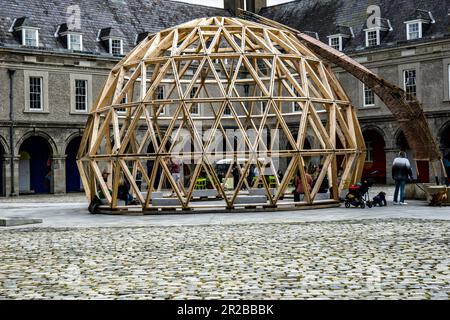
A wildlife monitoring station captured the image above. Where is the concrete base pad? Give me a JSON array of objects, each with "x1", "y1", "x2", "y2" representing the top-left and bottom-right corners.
[
  {"x1": 96, "y1": 201, "x2": 341, "y2": 215},
  {"x1": 0, "y1": 217, "x2": 43, "y2": 227}
]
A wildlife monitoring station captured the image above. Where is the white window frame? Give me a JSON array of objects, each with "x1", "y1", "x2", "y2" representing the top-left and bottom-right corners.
[
  {"x1": 190, "y1": 86, "x2": 200, "y2": 115},
  {"x1": 291, "y1": 85, "x2": 301, "y2": 112},
  {"x1": 403, "y1": 69, "x2": 417, "y2": 100},
  {"x1": 24, "y1": 70, "x2": 48, "y2": 113},
  {"x1": 70, "y1": 74, "x2": 92, "y2": 114},
  {"x1": 22, "y1": 28, "x2": 39, "y2": 47},
  {"x1": 74, "y1": 79, "x2": 88, "y2": 112},
  {"x1": 259, "y1": 101, "x2": 267, "y2": 114},
  {"x1": 363, "y1": 84, "x2": 375, "y2": 107},
  {"x1": 29, "y1": 76, "x2": 43, "y2": 110},
  {"x1": 109, "y1": 38, "x2": 123, "y2": 55},
  {"x1": 328, "y1": 36, "x2": 343, "y2": 51},
  {"x1": 68, "y1": 33, "x2": 83, "y2": 51},
  {"x1": 365, "y1": 29, "x2": 380, "y2": 47},
  {"x1": 157, "y1": 86, "x2": 166, "y2": 115},
  {"x1": 224, "y1": 105, "x2": 231, "y2": 116},
  {"x1": 406, "y1": 21, "x2": 422, "y2": 40},
  {"x1": 117, "y1": 93, "x2": 128, "y2": 113}
]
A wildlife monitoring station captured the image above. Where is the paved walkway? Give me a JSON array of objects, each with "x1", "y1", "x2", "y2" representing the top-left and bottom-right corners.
[
  {"x1": 0, "y1": 191, "x2": 449, "y2": 300},
  {"x1": 0, "y1": 187, "x2": 448, "y2": 229},
  {"x1": 0, "y1": 220, "x2": 449, "y2": 299}
]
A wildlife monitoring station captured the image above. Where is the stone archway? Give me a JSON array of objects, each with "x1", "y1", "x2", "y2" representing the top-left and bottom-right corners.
[
  {"x1": 396, "y1": 131, "x2": 429, "y2": 183},
  {"x1": 18, "y1": 135, "x2": 53, "y2": 194},
  {"x1": 0, "y1": 138, "x2": 6, "y2": 197},
  {"x1": 439, "y1": 122, "x2": 450, "y2": 179},
  {"x1": 362, "y1": 129, "x2": 386, "y2": 184}
]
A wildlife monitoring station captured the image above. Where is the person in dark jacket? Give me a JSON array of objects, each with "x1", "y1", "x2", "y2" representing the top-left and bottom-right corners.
[
  {"x1": 118, "y1": 176, "x2": 133, "y2": 205},
  {"x1": 392, "y1": 151, "x2": 414, "y2": 205}
]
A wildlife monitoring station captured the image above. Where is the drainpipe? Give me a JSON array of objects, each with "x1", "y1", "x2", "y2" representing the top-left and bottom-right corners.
[{"x1": 7, "y1": 69, "x2": 16, "y2": 196}]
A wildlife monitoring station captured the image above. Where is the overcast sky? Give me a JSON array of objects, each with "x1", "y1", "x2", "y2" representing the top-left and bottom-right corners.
[{"x1": 171, "y1": 0, "x2": 294, "y2": 8}]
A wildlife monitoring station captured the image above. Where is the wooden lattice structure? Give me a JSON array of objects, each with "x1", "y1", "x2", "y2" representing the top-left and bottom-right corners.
[{"x1": 77, "y1": 17, "x2": 366, "y2": 212}]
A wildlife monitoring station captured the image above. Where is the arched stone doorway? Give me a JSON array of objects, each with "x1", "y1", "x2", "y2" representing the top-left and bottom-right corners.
[
  {"x1": 396, "y1": 131, "x2": 429, "y2": 183},
  {"x1": 65, "y1": 136, "x2": 82, "y2": 192},
  {"x1": 0, "y1": 141, "x2": 5, "y2": 196},
  {"x1": 439, "y1": 123, "x2": 450, "y2": 179},
  {"x1": 18, "y1": 136, "x2": 53, "y2": 194},
  {"x1": 362, "y1": 129, "x2": 386, "y2": 184}
]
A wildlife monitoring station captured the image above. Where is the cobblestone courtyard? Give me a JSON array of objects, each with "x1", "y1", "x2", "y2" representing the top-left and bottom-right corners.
[{"x1": 1, "y1": 219, "x2": 449, "y2": 299}]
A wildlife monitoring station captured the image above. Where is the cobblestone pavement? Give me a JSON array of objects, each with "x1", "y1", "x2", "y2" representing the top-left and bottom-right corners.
[{"x1": 1, "y1": 219, "x2": 449, "y2": 300}]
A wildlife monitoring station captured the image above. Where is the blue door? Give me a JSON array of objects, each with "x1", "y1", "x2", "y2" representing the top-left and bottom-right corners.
[
  {"x1": 19, "y1": 136, "x2": 51, "y2": 194},
  {"x1": 66, "y1": 137, "x2": 82, "y2": 192}
]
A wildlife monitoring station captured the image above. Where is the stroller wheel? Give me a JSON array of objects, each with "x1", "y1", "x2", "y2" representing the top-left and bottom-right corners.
[
  {"x1": 345, "y1": 201, "x2": 350, "y2": 208},
  {"x1": 360, "y1": 201, "x2": 365, "y2": 209},
  {"x1": 367, "y1": 201, "x2": 373, "y2": 208}
]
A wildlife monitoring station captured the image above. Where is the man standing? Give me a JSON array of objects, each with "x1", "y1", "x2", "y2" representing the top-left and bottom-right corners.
[{"x1": 392, "y1": 151, "x2": 413, "y2": 205}]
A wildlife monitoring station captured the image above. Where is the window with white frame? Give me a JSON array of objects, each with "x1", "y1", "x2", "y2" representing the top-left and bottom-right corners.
[
  {"x1": 23, "y1": 28, "x2": 38, "y2": 47},
  {"x1": 190, "y1": 86, "x2": 199, "y2": 114},
  {"x1": 110, "y1": 39, "x2": 123, "y2": 55},
  {"x1": 74, "y1": 79, "x2": 88, "y2": 111},
  {"x1": 68, "y1": 34, "x2": 83, "y2": 51},
  {"x1": 363, "y1": 84, "x2": 375, "y2": 107},
  {"x1": 291, "y1": 85, "x2": 301, "y2": 112},
  {"x1": 406, "y1": 22, "x2": 421, "y2": 40},
  {"x1": 156, "y1": 86, "x2": 165, "y2": 115},
  {"x1": 404, "y1": 69, "x2": 417, "y2": 99},
  {"x1": 329, "y1": 36, "x2": 342, "y2": 51},
  {"x1": 365, "y1": 30, "x2": 379, "y2": 47},
  {"x1": 29, "y1": 77, "x2": 43, "y2": 110},
  {"x1": 260, "y1": 100, "x2": 267, "y2": 114},
  {"x1": 117, "y1": 93, "x2": 127, "y2": 112}
]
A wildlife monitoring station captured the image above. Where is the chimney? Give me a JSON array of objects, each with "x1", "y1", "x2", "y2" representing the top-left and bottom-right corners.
[{"x1": 224, "y1": 0, "x2": 267, "y2": 15}]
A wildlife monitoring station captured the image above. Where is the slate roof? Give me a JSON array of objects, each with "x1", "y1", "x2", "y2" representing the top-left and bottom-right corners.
[
  {"x1": 259, "y1": 0, "x2": 450, "y2": 53},
  {"x1": 0, "y1": 0, "x2": 230, "y2": 56}
]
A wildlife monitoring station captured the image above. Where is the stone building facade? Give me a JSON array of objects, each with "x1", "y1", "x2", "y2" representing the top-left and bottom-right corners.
[
  {"x1": 0, "y1": 0, "x2": 449, "y2": 197},
  {"x1": 261, "y1": 0, "x2": 450, "y2": 184},
  {"x1": 0, "y1": 0, "x2": 230, "y2": 196}
]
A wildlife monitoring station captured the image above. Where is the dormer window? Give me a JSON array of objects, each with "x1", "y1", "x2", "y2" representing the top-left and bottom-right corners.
[
  {"x1": 364, "y1": 18, "x2": 392, "y2": 48},
  {"x1": 68, "y1": 33, "x2": 83, "y2": 51},
  {"x1": 23, "y1": 28, "x2": 39, "y2": 47},
  {"x1": 406, "y1": 22, "x2": 421, "y2": 40},
  {"x1": 110, "y1": 39, "x2": 123, "y2": 56},
  {"x1": 327, "y1": 26, "x2": 353, "y2": 51},
  {"x1": 329, "y1": 36, "x2": 342, "y2": 51},
  {"x1": 366, "y1": 30, "x2": 380, "y2": 47},
  {"x1": 54, "y1": 23, "x2": 83, "y2": 51},
  {"x1": 404, "y1": 10, "x2": 435, "y2": 41},
  {"x1": 9, "y1": 17, "x2": 40, "y2": 47},
  {"x1": 97, "y1": 27, "x2": 125, "y2": 56}
]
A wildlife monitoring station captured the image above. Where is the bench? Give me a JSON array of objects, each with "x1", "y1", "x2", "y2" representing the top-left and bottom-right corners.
[
  {"x1": 248, "y1": 188, "x2": 276, "y2": 197},
  {"x1": 192, "y1": 189, "x2": 218, "y2": 198},
  {"x1": 151, "y1": 197, "x2": 182, "y2": 206},
  {"x1": 141, "y1": 191, "x2": 164, "y2": 199},
  {"x1": 234, "y1": 195, "x2": 267, "y2": 205}
]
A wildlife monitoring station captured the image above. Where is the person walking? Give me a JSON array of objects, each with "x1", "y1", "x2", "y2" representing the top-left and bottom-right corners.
[
  {"x1": 392, "y1": 151, "x2": 413, "y2": 205},
  {"x1": 168, "y1": 157, "x2": 183, "y2": 196}
]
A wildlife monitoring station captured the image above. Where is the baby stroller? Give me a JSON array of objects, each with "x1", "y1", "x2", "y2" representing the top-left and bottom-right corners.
[{"x1": 344, "y1": 179, "x2": 373, "y2": 208}]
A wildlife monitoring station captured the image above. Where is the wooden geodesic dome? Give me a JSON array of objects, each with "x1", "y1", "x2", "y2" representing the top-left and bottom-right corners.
[{"x1": 77, "y1": 17, "x2": 366, "y2": 213}]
